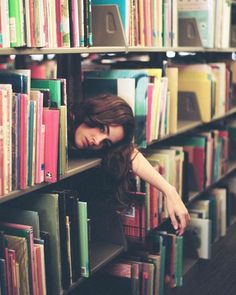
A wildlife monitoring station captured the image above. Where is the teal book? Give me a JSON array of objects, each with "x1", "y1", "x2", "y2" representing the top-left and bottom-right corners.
[
  {"x1": 0, "y1": 207, "x2": 40, "y2": 239},
  {"x1": 31, "y1": 79, "x2": 61, "y2": 108},
  {"x1": 78, "y1": 201, "x2": 90, "y2": 278},
  {"x1": 0, "y1": 71, "x2": 28, "y2": 94},
  {"x1": 178, "y1": 0, "x2": 215, "y2": 48},
  {"x1": 91, "y1": 0, "x2": 128, "y2": 37},
  {"x1": 28, "y1": 100, "x2": 35, "y2": 187},
  {"x1": 175, "y1": 236, "x2": 183, "y2": 287},
  {"x1": 84, "y1": 69, "x2": 149, "y2": 148}
]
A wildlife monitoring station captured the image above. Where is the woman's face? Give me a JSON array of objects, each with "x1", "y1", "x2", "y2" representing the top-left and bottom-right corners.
[{"x1": 74, "y1": 123, "x2": 125, "y2": 150}]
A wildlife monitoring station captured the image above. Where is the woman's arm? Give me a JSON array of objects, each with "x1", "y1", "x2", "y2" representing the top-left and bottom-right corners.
[{"x1": 131, "y1": 149, "x2": 190, "y2": 235}]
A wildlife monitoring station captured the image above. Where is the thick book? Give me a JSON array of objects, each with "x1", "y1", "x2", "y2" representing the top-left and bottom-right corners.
[
  {"x1": 187, "y1": 217, "x2": 212, "y2": 259},
  {"x1": 18, "y1": 193, "x2": 63, "y2": 295}
]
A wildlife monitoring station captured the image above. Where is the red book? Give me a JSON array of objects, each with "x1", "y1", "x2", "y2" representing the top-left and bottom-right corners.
[
  {"x1": 8, "y1": 249, "x2": 17, "y2": 295},
  {"x1": 43, "y1": 108, "x2": 60, "y2": 183},
  {"x1": 55, "y1": 0, "x2": 63, "y2": 47},
  {"x1": 193, "y1": 146, "x2": 205, "y2": 191}
]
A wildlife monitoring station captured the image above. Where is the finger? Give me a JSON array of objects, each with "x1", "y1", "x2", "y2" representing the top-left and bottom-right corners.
[
  {"x1": 177, "y1": 214, "x2": 187, "y2": 235},
  {"x1": 169, "y1": 212, "x2": 178, "y2": 230}
]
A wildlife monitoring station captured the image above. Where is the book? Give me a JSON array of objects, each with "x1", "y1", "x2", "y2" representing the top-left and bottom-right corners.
[
  {"x1": 65, "y1": 191, "x2": 81, "y2": 282},
  {"x1": 17, "y1": 193, "x2": 63, "y2": 295},
  {"x1": 78, "y1": 200, "x2": 90, "y2": 278},
  {"x1": 8, "y1": 0, "x2": 26, "y2": 47},
  {"x1": 0, "y1": 258, "x2": 7, "y2": 295},
  {"x1": 31, "y1": 79, "x2": 62, "y2": 108},
  {"x1": 0, "y1": 222, "x2": 35, "y2": 295},
  {"x1": 5, "y1": 235, "x2": 29, "y2": 295},
  {"x1": 91, "y1": 0, "x2": 129, "y2": 42},
  {"x1": 0, "y1": 207, "x2": 40, "y2": 238},
  {"x1": 178, "y1": 0, "x2": 215, "y2": 48},
  {"x1": 187, "y1": 218, "x2": 212, "y2": 259},
  {"x1": 43, "y1": 108, "x2": 60, "y2": 183}
]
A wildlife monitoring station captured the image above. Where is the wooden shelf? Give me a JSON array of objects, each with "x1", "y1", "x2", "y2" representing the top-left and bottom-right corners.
[
  {"x1": 0, "y1": 157, "x2": 101, "y2": 204},
  {"x1": 0, "y1": 46, "x2": 235, "y2": 55},
  {"x1": 187, "y1": 161, "x2": 236, "y2": 205},
  {"x1": 63, "y1": 241, "x2": 124, "y2": 295}
]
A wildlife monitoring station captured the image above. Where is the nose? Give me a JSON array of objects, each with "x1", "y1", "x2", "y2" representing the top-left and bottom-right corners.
[{"x1": 93, "y1": 134, "x2": 108, "y2": 146}]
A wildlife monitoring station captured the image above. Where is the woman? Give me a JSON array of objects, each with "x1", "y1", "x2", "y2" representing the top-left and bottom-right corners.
[{"x1": 70, "y1": 94, "x2": 190, "y2": 235}]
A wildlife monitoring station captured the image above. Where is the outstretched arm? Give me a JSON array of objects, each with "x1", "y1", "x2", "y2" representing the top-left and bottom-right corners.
[{"x1": 131, "y1": 149, "x2": 190, "y2": 235}]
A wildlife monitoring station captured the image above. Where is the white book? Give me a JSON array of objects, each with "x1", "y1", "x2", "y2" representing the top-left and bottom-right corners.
[{"x1": 188, "y1": 218, "x2": 212, "y2": 259}]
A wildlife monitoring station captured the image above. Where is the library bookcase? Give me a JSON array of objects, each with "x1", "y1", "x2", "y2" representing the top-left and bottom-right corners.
[{"x1": 1, "y1": 1, "x2": 236, "y2": 295}]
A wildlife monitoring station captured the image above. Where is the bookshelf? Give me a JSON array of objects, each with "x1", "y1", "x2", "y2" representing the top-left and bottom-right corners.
[{"x1": 0, "y1": 1, "x2": 236, "y2": 295}]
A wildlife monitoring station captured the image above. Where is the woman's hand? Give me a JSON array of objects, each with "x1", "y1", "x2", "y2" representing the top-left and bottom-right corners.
[
  {"x1": 132, "y1": 150, "x2": 190, "y2": 235},
  {"x1": 164, "y1": 185, "x2": 190, "y2": 235}
]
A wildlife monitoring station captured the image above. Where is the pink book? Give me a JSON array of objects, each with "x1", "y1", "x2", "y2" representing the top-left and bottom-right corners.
[
  {"x1": 55, "y1": 0, "x2": 63, "y2": 47},
  {"x1": 43, "y1": 108, "x2": 60, "y2": 183},
  {"x1": 0, "y1": 222, "x2": 36, "y2": 295},
  {"x1": 71, "y1": 0, "x2": 80, "y2": 47},
  {"x1": 144, "y1": 0, "x2": 153, "y2": 46},
  {"x1": 19, "y1": 94, "x2": 29, "y2": 190}
]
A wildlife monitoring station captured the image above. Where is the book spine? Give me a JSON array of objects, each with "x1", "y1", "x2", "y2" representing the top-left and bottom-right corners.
[{"x1": 43, "y1": 109, "x2": 60, "y2": 183}]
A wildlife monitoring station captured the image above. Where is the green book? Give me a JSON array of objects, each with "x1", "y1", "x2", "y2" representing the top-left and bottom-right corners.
[
  {"x1": 8, "y1": 0, "x2": 26, "y2": 47},
  {"x1": 18, "y1": 193, "x2": 63, "y2": 295},
  {"x1": 31, "y1": 79, "x2": 62, "y2": 108},
  {"x1": 78, "y1": 201, "x2": 90, "y2": 278},
  {"x1": 175, "y1": 236, "x2": 183, "y2": 287}
]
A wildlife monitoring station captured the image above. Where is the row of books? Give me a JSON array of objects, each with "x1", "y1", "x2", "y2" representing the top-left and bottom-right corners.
[
  {"x1": 120, "y1": 129, "x2": 230, "y2": 241},
  {"x1": 99, "y1": 228, "x2": 183, "y2": 295},
  {"x1": 0, "y1": 0, "x2": 92, "y2": 48},
  {"x1": 83, "y1": 60, "x2": 236, "y2": 148},
  {"x1": 0, "y1": 191, "x2": 90, "y2": 295},
  {"x1": 0, "y1": 69, "x2": 68, "y2": 196},
  {"x1": 0, "y1": 0, "x2": 234, "y2": 49},
  {"x1": 187, "y1": 187, "x2": 229, "y2": 260},
  {"x1": 96, "y1": 0, "x2": 234, "y2": 48}
]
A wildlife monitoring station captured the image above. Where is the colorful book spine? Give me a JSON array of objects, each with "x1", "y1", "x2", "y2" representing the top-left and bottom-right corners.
[{"x1": 43, "y1": 108, "x2": 60, "y2": 183}]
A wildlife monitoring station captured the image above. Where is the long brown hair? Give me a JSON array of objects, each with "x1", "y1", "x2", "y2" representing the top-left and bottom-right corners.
[{"x1": 69, "y1": 94, "x2": 136, "y2": 205}]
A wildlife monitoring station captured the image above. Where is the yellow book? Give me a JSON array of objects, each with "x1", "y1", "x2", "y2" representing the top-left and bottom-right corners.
[
  {"x1": 147, "y1": 69, "x2": 162, "y2": 141},
  {"x1": 166, "y1": 67, "x2": 178, "y2": 134},
  {"x1": 178, "y1": 77, "x2": 212, "y2": 122}
]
